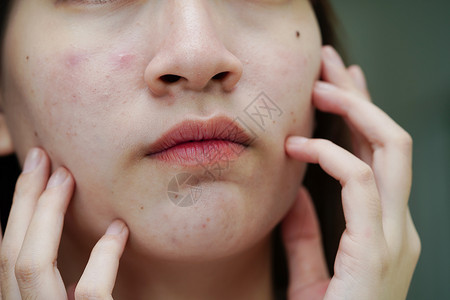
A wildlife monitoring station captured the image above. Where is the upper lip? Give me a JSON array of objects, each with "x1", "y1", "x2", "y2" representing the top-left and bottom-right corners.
[{"x1": 148, "y1": 116, "x2": 254, "y2": 155}]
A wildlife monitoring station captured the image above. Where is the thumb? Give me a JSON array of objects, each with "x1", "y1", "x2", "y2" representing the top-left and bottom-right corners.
[{"x1": 281, "y1": 186, "x2": 329, "y2": 296}]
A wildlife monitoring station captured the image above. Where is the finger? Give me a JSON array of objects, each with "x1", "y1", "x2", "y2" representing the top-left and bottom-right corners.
[
  {"x1": 0, "y1": 148, "x2": 49, "y2": 300},
  {"x1": 281, "y1": 187, "x2": 329, "y2": 297},
  {"x1": 15, "y1": 167, "x2": 74, "y2": 299},
  {"x1": 286, "y1": 137, "x2": 384, "y2": 240},
  {"x1": 313, "y1": 82, "x2": 413, "y2": 212},
  {"x1": 347, "y1": 65, "x2": 370, "y2": 98},
  {"x1": 321, "y1": 46, "x2": 358, "y2": 92},
  {"x1": 75, "y1": 220, "x2": 129, "y2": 300}
]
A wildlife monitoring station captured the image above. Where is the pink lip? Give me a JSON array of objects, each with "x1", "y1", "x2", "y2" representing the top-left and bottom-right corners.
[{"x1": 148, "y1": 116, "x2": 254, "y2": 165}]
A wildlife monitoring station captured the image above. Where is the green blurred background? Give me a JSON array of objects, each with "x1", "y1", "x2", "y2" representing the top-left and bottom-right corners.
[{"x1": 329, "y1": 0, "x2": 450, "y2": 298}]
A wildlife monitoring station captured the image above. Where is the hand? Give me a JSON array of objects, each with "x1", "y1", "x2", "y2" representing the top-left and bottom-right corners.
[
  {"x1": 283, "y1": 45, "x2": 421, "y2": 300},
  {"x1": 0, "y1": 148, "x2": 129, "y2": 300}
]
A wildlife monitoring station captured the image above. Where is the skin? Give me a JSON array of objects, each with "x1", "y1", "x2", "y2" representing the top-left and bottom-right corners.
[{"x1": 0, "y1": 1, "x2": 420, "y2": 299}]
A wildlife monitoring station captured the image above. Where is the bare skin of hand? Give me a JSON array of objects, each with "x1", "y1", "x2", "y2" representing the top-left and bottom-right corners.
[
  {"x1": 0, "y1": 150, "x2": 129, "y2": 300},
  {"x1": 283, "y1": 45, "x2": 421, "y2": 300}
]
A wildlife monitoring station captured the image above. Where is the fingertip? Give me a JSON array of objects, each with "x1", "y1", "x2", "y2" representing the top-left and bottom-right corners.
[
  {"x1": 286, "y1": 136, "x2": 308, "y2": 149},
  {"x1": 105, "y1": 219, "x2": 127, "y2": 236},
  {"x1": 348, "y1": 64, "x2": 368, "y2": 91}
]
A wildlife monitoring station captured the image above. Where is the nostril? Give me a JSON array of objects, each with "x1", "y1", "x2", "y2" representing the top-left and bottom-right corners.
[
  {"x1": 160, "y1": 74, "x2": 181, "y2": 83},
  {"x1": 212, "y1": 72, "x2": 228, "y2": 80}
]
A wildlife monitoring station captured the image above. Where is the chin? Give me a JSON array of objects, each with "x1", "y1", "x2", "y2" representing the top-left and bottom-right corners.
[{"x1": 124, "y1": 182, "x2": 281, "y2": 262}]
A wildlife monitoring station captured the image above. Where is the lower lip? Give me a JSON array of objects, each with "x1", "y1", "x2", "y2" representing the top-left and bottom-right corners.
[{"x1": 152, "y1": 140, "x2": 246, "y2": 166}]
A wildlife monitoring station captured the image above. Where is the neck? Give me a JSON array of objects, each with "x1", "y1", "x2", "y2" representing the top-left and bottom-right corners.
[{"x1": 59, "y1": 228, "x2": 275, "y2": 300}]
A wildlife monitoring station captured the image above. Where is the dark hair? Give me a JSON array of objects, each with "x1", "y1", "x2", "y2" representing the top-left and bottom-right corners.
[{"x1": 0, "y1": 1, "x2": 348, "y2": 298}]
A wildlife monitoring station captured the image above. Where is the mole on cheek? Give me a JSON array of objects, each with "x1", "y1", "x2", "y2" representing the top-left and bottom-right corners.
[{"x1": 296, "y1": 31, "x2": 300, "y2": 38}]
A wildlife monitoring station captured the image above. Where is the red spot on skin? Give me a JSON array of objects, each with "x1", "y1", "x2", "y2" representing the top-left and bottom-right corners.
[
  {"x1": 201, "y1": 224, "x2": 206, "y2": 229},
  {"x1": 65, "y1": 53, "x2": 87, "y2": 68},
  {"x1": 111, "y1": 53, "x2": 135, "y2": 70},
  {"x1": 206, "y1": 218, "x2": 210, "y2": 222}
]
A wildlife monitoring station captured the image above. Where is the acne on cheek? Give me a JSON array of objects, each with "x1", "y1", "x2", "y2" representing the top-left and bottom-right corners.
[
  {"x1": 53, "y1": 49, "x2": 139, "y2": 107},
  {"x1": 110, "y1": 52, "x2": 136, "y2": 70}
]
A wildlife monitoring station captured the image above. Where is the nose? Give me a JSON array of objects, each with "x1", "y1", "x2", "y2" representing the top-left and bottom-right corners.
[{"x1": 144, "y1": 2, "x2": 243, "y2": 96}]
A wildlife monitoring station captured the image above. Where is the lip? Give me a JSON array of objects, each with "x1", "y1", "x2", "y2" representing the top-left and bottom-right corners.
[
  {"x1": 149, "y1": 116, "x2": 254, "y2": 165},
  {"x1": 148, "y1": 116, "x2": 254, "y2": 165}
]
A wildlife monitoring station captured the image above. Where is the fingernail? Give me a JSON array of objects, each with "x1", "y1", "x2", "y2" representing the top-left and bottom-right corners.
[
  {"x1": 324, "y1": 46, "x2": 344, "y2": 66},
  {"x1": 106, "y1": 220, "x2": 125, "y2": 235},
  {"x1": 46, "y1": 168, "x2": 69, "y2": 188},
  {"x1": 287, "y1": 137, "x2": 308, "y2": 148},
  {"x1": 23, "y1": 148, "x2": 43, "y2": 173},
  {"x1": 315, "y1": 81, "x2": 336, "y2": 91}
]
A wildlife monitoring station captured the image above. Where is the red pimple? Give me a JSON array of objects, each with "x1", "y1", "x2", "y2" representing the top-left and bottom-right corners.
[{"x1": 65, "y1": 53, "x2": 86, "y2": 68}]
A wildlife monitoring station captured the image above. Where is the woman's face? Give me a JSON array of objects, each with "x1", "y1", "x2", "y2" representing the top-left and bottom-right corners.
[{"x1": 0, "y1": 0, "x2": 321, "y2": 260}]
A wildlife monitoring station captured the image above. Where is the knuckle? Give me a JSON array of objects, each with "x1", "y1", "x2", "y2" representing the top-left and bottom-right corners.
[
  {"x1": 14, "y1": 258, "x2": 42, "y2": 288},
  {"x1": 75, "y1": 285, "x2": 108, "y2": 300},
  {"x1": 388, "y1": 129, "x2": 413, "y2": 152},
  {"x1": 353, "y1": 164, "x2": 374, "y2": 184},
  {"x1": 0, "y1": 248, "x2": 16, "y2": 275}
]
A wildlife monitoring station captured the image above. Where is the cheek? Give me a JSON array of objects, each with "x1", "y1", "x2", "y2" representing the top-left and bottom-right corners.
[
  {"x1": 30, "y1": 48, "x2": 142, "y2": 151},
  {"x1": 240, "y1": 46, "x2": 318, "y2": 139}
]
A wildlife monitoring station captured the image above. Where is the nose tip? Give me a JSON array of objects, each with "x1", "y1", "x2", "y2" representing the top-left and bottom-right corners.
[{"x1": 144, "y1": 45, "x2": 243, "y2": 96}]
